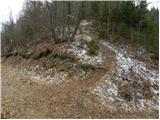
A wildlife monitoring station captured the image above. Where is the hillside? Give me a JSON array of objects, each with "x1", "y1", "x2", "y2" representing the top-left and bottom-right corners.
[
  {"x1": 1, "y1": 1, "x2": 159, "y2": 119},
  {"x1": 1, "y1": 20, "x2": 159, "y2": 119}
]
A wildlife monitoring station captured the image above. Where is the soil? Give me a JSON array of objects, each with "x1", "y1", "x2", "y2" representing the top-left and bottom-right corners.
[{"x1": 1, "y1": 43, "x2": 159, "y2": 119}]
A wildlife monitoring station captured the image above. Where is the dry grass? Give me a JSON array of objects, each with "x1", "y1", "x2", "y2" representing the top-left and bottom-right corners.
[
  {"x1": 2, "y1": 64, "x2": 158, "y2": 119},
  {"x1": 118, "y1": 84, "x2": 132, "y2": 101},
  {"x1": 1, "y1": 42, "x2": 158, "y2": 119}
]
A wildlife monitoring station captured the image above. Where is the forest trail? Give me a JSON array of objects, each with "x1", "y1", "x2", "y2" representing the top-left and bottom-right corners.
[
  {"x1": 1, "y1": 42, "x2": 113, "y2": 118},
  {"x1": 1, "y1": 42, "x2": 158, "y2": 119},
  {"x1": 1, "y1": 61, "x2": 112, "y2": 118},
  {"x1": 1, "y1": 0, "x2": 159, "y2": 118}
]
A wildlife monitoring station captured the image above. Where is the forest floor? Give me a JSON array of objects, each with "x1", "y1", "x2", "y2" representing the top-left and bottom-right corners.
[
  {"x1": 1, "y1": 20, "x2": 159, "y2": 119},
  {"x1": 1, "y1": 44, "x2": 158, "y2": 119},
  {"x1": 2, "y1": 63, "x2": 158, "y2": 119}
]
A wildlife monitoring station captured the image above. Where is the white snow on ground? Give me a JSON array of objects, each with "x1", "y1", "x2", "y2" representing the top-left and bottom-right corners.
[
  {"x1": 69, "y1": 20, "x2": 158, "y2": 110},
  {"x1": 16, "y1": 21, "x2": 102, "y2": 84},
  {"x1": 103, "y1": 41, "x2": 159, "y2": 85},
  {"x1": 67, "y1": 39, "x2": 102, "y2": 65},
  {"x1": 19, "y1": 67, "x2": 68, "y2": 84},
  {"x1": 80, "y1": 20, "x2": 92, "y2": 26},
  {"x1": 13, "y1": 20, "x2": 158, "y2": 111},
  {"x1": 93, "y1": 41, "x2": 159, "y2": 110},
  {"x1": 67, "y1": 20, "x2": 103, "y2": 66}
]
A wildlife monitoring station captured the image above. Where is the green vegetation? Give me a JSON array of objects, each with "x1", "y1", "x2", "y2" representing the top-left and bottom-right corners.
[
  {"x1": 42, "y1": 59, "x2": 55, "y2": 69},
  {"x1": 96, "y1": 26, "x2": 107, "y2": 39},
  {"x1": 86, "y1": 39, "x2": 100, "y2": 56},
  {"x1": 81, "y1": 63, "x2": 95, "y2": 74},
  {"x1": 90, "y1": 1, "x2": 159, "y2": 58},
  {"x1": 1, "y1": 1, "x2": 159, "y2": 59}
]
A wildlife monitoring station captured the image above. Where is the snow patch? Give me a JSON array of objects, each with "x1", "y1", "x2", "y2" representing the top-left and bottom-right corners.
[
  {"x1": 93, "y1": 41, "x2": 159, "y2": 110},
  {"x1": 67, "y1": 34, "x2": 102, "y2": 66},
  {"x1": 20, "y1": 67, "x2": 68, "y2": 84},
  {"x1": 80, "y1": 20, "x2": 92, "y2": 26},
  {"x1": 103, "y1": 42, "x2": 159, "y2": 85}
]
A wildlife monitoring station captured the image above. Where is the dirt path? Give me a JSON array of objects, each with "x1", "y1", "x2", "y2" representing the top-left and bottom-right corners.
[
  {"x1": 1, "y1": 62, "x2": 106, "y2": 118},
  {"x1": 1, "y1": 43, "x2": 158, "y2": 119},
  {"x1": 2, "y1": 63, "x2": 158, "y2": 119},
  {"x1": 1, "y1": 42, "x2": 112, "y2": 118},
  {"x1": 1, "y1": 63, "x2": 110, "y2": 118}
]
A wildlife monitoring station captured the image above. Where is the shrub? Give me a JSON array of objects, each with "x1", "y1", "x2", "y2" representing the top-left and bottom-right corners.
[
  {"x1": 86, "y1": 39, "x2": 100, "y2": 56},
  {"x1": 143, "y1": 91, "x2": 153, "y2": 99},
  {"x1": 81, "y1": 63, "x2": 95, "y2": 74},
  {"x1": 96, "y1": 25, "x2": 107, "y2": 39},
  {"x1": 67, "y1": 66, "x2": 76, "y2": 77},
  {"x1": 118, "y1": 84, "x2": 132, "y2": 101},
  {"x1": 42, "y1": 59, "x2": 55, "y2": 69}
]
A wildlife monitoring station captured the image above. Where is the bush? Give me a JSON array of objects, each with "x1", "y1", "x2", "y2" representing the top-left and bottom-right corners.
[
  {"x1": 86, "y1": 39, "x2": 100, "y2": 56},
  {"x1": 118, "y1": 84, "x2": 132, "y2": 101},
  {"x1": 42, "y1": 59, "x2": 55, "y2": 69},
  {"x1": 81, "y1": 63, "x2": 95, "y2": 73},
  {"x1": 117, "y1": 22, "x2": 130, "y2": 38},
  {"x1": 97, "y1": 27, "x2": 106, "y2": 38}
]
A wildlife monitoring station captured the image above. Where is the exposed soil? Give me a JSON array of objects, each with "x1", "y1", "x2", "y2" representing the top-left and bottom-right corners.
[
  {"x1": 1, "y1": 20, "x2": 159, "y2": 119},
  {"x1": 1, "y1": 42, "x2": 158, "y2": 119}
]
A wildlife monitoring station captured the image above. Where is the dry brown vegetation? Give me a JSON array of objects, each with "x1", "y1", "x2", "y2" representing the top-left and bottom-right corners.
[
  {"x1": 1, "y1": 42, "x2": 158, "y2": 119},
  {"x1": 1, "y1": 63, "x2": 158, "y2": 119}
]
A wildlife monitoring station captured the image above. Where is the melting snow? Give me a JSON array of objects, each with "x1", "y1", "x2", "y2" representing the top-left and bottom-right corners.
[
  {"x1": 103, "y1": 42, "x2": 159, "y2": 85},
  {"x1": 93, "y1": 41, "x2": 159, "y2": 110},
  {"x1": 67, "y1": 34, "x2": 102, "y2": 66},
  {"x1": 67, "y1": 41, "x2": 102, "y2": 65},
  {"x1": 20, "y1": 67, "x2": 68, "y2": 84},
  {"x1": 80, "y1": 20, "x2": 92, "y2": 26}
]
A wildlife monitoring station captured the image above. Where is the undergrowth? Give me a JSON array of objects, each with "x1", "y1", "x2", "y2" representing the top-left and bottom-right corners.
[
  {"x1": 81, "y1": 63, "x2": 95, "y2": 74},
  {"x1": 86, "y1": 39, "x2": 100, "y2": 56}
]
